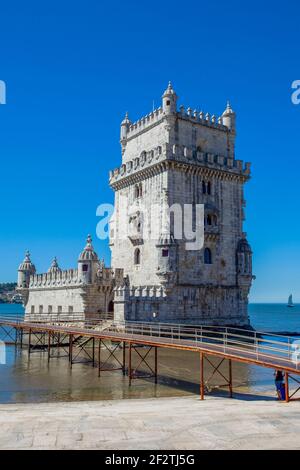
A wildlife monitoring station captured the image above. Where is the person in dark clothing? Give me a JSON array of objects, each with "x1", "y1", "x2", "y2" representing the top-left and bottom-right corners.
[{"x1": 274, "y1": 370, "x2": 284, "y2": 399}]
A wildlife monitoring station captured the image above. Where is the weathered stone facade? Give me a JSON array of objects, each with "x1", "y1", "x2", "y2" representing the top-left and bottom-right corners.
[
  {"x1": 17, "y1": 83, "x2": 253, "y2": 326},
  {"x1": 18, "y1": 237, "x2": 124, "y2": 321},
  {"x1": 110, "y1": 83, "x2": 253, "y2": 326}
]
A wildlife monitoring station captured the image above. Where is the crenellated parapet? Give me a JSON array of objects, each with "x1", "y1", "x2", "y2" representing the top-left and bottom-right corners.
[
  {"x1": 29, "y1": 266, "x2": 125, "y2": 290},
  {"x1": 96, "y1": 267, "x2": 124, "y2": 286},
  {"x1": 114, "y1": 284, "x2": 166, "y2": 301},
  {"x1": 177, "y1": 106, "x2": 229, "y2": 131},
  {"x1": 123, "y1": 104, "x2": 231, "y2": 143},
  {"x1": 126, "y1": 107, "x2": 164, "y2": 140},
  {"x1": 109, "y1": 142, "x2": 251, "y2": 188},
  {"x1": 30, "y1": 269, "x2": 81, "y2": 288}
]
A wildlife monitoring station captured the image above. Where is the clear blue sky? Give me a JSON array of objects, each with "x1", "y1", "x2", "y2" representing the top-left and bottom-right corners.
[{"x1": 0, "y1": 0, "x2": 299, "y2": 302}]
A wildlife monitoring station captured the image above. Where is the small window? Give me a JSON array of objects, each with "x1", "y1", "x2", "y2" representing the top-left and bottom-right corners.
[
  {"x1": 48, "y1": 305, "x2": 53, "y2": 314},
  {"x1": 166, "y1": 100, "x2": 170, "y2": 105},
  {"x1": 68, "y1": 306, "x2": 73, "y2": 314},
  {"x1": 207, "y1": 181, "x2": 211, "y2": 195},
  {"x1": 134, "y1": 248, "x2": 141, "y2": 265},
  {"x1": 162, "y1": 249, "x2": 169, "y2": 257},
  {"x1": 39, "y1": 305, "x2": 43, "y2": 314},
  {"x1": 202, "y1": 181, "x2": 206, "y2": 194},
  {"x1": 204, "y1": 248, "x2": 212, "y2": 265},
  {"x1": 31, "y1": 306, "x2": 35, "y2": 314},
  {"x1": 135, "y1": 184, "x2": 142, "y2": 199},
  {"x1": 58, "y1": 306, "x2": 62, "y2": 314},
  {"x1": 206, "y1": 214, "x2": 212, "y2": 226},
  {"x1": 82, "y1": 264, "x2": 88, "y2": 272}
]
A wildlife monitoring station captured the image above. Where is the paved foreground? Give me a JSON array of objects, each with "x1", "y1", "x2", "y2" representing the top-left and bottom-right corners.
[{"x1": 0, "y1": 396, "x2": 300, "y2": 450}]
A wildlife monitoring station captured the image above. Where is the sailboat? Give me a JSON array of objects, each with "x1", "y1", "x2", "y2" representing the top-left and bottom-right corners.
[{"x1": 287, "y1": 294, "x2": 294, "y2": 308}]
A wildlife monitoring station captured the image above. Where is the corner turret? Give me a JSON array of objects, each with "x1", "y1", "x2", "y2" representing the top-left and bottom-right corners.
[
  {"x1": 120, "y1": 112, "x2": 131, "y2": 155},
  {"x1": 222, "y1": 101, "x2": 236, "y2": 132},
  {"x1": 17, "y1": 251, "x2": 36, "y2": 288},
  {"x1": 162, "y1": 81, "x2": 177, "y2": 115},
  {"x1": 78, "y1": 235, "x2": 99, "y2": 284}
]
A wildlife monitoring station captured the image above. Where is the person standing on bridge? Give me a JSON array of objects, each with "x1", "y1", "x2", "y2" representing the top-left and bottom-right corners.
[{"x1": 274, "y1": 370, "x2": 284, "y2": 400}]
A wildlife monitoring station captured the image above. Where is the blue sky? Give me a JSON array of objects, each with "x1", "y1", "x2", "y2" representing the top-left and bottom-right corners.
[{"x1": 0, "y1": 0, "x2": 299, "y2": 302}]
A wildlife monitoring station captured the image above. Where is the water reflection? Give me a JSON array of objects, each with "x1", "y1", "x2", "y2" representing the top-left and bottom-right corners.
[{"x1": 0, "y1": 343, "x2": 276, "y2": 404}]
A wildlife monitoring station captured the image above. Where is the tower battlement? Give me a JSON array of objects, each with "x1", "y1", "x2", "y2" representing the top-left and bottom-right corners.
[{"x1": 109, "y1": 142, "x2": 250, "y2": 188}]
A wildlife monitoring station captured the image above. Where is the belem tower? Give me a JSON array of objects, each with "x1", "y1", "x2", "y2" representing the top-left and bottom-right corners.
[{"x1": 17, "y1": 83, "x2": 254, "y2": 326}]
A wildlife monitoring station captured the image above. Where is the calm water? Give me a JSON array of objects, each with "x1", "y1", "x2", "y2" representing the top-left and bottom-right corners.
[{"x1": 0, "y1": 303, "x2": 299, "y2": 404}]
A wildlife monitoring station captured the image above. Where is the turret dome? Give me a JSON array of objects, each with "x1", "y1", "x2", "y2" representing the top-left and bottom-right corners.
[
  {"x1": 162, "y1": 81, "x2": 177, "y2": 97},
  {"x1": 121, "y1": 112, "x2": 131, "y2": 126},
  {"x1": 18, "y1": 251, "x2": 36, "y2": 274},
  {"x1": 78, "y1": 235, "x2": 99, "y2": 261},
  {"x1": 48, "y1": 257, "x2": 61, "y2": 274},
  {"x1": 222, "y1": 100, "x2": 235, "y2": 116}
]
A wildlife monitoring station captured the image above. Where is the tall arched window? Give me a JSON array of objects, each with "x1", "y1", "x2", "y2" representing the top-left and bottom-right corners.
[
  {"x1": 134, "y1": 183, "x2": 143, "y2": 199},
  {"x1": 204, "y1": 247, "x2": 212, "y2": 265},
  {"x1": 207, "y1": 181, "x2": 211, "y2": 195},
  {"x1": 202, "y1": 181, "x2": 206, "y2": 194},
  {"x1": 134, "y1": 248, "x2": 141, "y2": 265}
]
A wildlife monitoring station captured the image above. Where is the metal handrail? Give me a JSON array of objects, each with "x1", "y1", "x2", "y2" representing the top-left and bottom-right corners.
[{"x1": 1, "y1": 314, "x2": 299, "y2": 369}]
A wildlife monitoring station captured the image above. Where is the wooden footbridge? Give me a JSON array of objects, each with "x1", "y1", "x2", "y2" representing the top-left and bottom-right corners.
[{"x1": 1, "y1": 314, "x2": 300, "y2": 402}]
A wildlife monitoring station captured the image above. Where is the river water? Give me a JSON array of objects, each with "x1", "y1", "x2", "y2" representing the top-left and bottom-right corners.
[{"x1": 0, "y1": 304, "x2": 299, "y2": 404}]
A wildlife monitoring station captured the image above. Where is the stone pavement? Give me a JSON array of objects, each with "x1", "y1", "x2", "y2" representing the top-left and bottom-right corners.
[{"x1": 0, "y1": 396, "x2": 300, "y2": 450}]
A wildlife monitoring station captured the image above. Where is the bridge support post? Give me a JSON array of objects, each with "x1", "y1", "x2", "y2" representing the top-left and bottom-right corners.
[
  {"x1": 229, "y1": 359, "x2": 233, "y2": 398},
  {"x1": 155, "y1": 347, "x2": 158, "y2": 384},
  {"x1": 98, "y1": 339, "x2": 101, "y2": 377},
  {"x1": 200, "y1": 352, "x2": 204, "y2": 400},
  {"x1": 92, "y1": 337, "x2": 95, "y2": 367},
  {"x1": 28, "y1": 329, "x2": 31, "y2": 356},
  {"x1": 122, "y1": 341, "x2": 126, "y2": 376},
  {"x1": 47, "y1": 332, "x2": 51, "y2": 363},
  {"x1": 69, "y1": 334, "x2": 73, "y2": 368},
  {"x1": 285, "y1": 372, "x2": 289, "y2": 403},
  {"x1": 129, "y1": 343, "x2": 132, "y2": 386}
]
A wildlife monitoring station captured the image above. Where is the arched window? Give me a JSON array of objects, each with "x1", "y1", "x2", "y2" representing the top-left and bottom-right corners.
[
  {"x1": 108, "y1": 300, "x2": 114, "y2": 313},
  {"x1": 202, "y1": 181, "x2": 206, "y2": 194},
  {"x1": 204, "y1": 248, "x2": 212, "y2": 265},
  {"x1": 207, "y1": 181, "x2": 211, "y2": 195},
  {"x1": 206, "y1": 214, "x2": 212, "y2": 226},
  {"x1": 134, "y1": 248, "x2": 141, "y2": 265},
  {"x1": 134, "y1": 183, "x2": 143, "y2": 199}
]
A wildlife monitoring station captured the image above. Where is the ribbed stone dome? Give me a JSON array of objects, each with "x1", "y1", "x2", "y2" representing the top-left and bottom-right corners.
[
  {"x1": 18, "y1": 251, "x2": 36, "y2": 273},
  {"x1": 222, "y1": 100, "x2": 234, "y2": 116},
  {"x1": 162, "y1": 81, "x2": 176, "y2": 97},
  {"x1": 78, "y1": 235, "x2": 99, "y2": 261},
  {"x1": 48, "y1": 257, "x2": 61, "y2": 274}
]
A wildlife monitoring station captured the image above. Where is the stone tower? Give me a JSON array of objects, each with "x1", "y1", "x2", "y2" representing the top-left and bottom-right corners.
[
  {"x1": 18, "y1": 251, "x2": 36, "y2": 288},
  {"x1": 109, "y1": 83, "x2": 253, "y2": 325}
]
